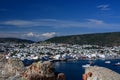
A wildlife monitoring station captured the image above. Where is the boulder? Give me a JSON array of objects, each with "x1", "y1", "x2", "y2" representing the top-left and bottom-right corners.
[
  {"x1": 22, "y1": 61, "x2": 65, "y2": 80},
  {"x1": 0, "y1": 54, "x2": 66, "y2": 80},
  {"x1": 40, "y1": 61, "x2": 55, "y2": 77},
  {"x1": 5, "y1": 58, "x2": 25, "y2": 75},
  {"x1": 83, "y1": 66, "x2": 120, "y2": 80},
  {"x1": 0, "y1": 54, "x2": 25, "y2": 80},
  {"x1": 57, "y1": 73, "x2": 66, "y2": 80}
]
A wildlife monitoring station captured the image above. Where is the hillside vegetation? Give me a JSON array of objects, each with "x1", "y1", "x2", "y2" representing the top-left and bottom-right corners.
[{"x1": 45, "y1": 32, "x2": 120, "y2": 46}]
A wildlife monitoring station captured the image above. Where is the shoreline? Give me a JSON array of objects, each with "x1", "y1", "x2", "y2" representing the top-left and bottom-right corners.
[
  {"x1": 50, "y1": 57, "x2": 120, "y2": 63},
  {"x1": 22, "y1": 57, "x2": 120, "y2": 66}
]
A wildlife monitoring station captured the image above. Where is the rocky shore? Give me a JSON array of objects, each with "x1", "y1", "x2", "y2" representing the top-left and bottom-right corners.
[
  {"x1": 0, "y1": 54, "x2": 65, "y2": 80},
  {"x1": 1, "y1": 54, "x2": 120, "y2": 80},
  {"x1": 83, "y1": 66, "x2": 120, "y2": 80}
]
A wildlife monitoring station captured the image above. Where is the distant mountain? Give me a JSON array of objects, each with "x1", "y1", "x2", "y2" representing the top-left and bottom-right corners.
[
  {"x1": 45, "y1": 32, "x2": 120, "y2": 46},
  {"x1": 0, "y1": 38, "x2": 34, "y2": 43}
]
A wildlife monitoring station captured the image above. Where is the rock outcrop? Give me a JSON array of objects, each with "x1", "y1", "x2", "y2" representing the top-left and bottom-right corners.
[
  {"x1": 22, "y1": 61, "x2": 66, "y2": 80},
  {"x1": 83, "y1": 66, "x2": 120, "y2": 80},
  {"x1": 0, "y1": 54, "x2": 66, "y2": 80},
  {"x1": 0, "y1": 54, "x2": 25, "y2": 80},
  {"x1": 0, "y1": 54, "x2": 8, "y2": 80}
]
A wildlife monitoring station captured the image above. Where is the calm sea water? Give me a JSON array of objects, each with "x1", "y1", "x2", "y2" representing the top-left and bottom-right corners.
[{"x1": 54, "y1": 59, "x2": 120, "y2": 80}]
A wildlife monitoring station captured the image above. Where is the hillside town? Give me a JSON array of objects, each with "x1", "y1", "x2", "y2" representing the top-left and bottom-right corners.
[{"x1": 0, "y1": 42, "x2": 120, "y2": 61}]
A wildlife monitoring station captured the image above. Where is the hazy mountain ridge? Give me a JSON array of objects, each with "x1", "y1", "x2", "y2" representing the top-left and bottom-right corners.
[
  {"x1": 0, "y1": 38, "x2": 34, "y2": 43},
  {"x1": 45, "y1": 32, "x2": 120, "y2": 46}
]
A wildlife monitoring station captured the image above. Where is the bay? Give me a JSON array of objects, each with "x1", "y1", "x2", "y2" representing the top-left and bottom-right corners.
[{"x1": 54, "y1": 59, "x2": 120, "y2": 80}]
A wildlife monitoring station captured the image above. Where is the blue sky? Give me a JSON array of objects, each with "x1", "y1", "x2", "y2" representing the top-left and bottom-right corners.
[{"x1": 0, "y1": 0, "x2": 120, "y2": 41}]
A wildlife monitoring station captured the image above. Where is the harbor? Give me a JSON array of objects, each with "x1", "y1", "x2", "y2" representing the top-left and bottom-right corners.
[{"x1": 54, "y1": 59, "x2": 120, "y2": 80}]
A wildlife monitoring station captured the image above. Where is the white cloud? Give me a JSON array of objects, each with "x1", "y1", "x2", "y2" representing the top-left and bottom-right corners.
[
  {"x1": 41, "y1": 32, "x2": 56, "y2": 38},
  {"x1": 0, "y1": 19, "x2": 105, "y2": 28},
  {"x1": 87, "y1": 19, "x2": 104, "y2": 24},
  {"x1": 0, "y1": 18, "x2": 119, "y2": 29},
  {"x1": 0, "y1": 31, "x2": 57, "y2": 41},
  {"x1": 97, "y1": 5, "x2": 110, "y2": 11},
  {"x1": 23, "y1": 32, "x2": 39, "y2": 38},
  {"x1": 23, "y1": 32, "x2": 57, "y2": 41},
  {"x1": 1, "y1": 20, "x2": 37, "y2": 26},
  {"x1": 25, "y1": 32, "x2": 35, "y2": 37}
]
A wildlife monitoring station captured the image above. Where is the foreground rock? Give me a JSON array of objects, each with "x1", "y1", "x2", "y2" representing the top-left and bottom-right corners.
[
  {"x1": 22, "y1": 61, "x2": 66, "y2": 80},
  {"x1": 83, "y1": 66, "x2": 120, "y2": 80},
  {"x1": 0, "y1": 54, "x2": 65, "y2": 80},
  {"x1": 0, "y1": 54, "x2": 25, "y2": 80}
]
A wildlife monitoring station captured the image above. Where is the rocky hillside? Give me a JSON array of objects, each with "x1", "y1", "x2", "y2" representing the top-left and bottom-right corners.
[
  {"x1": 83, "y1": 66, "x2": 120, "y2": 80},
  {"x1": 0, "y1": 38, "x2": 34, "y2": 43},
  {"x1": 45, "y1": 32, "x2": 120, "y2": 46}
]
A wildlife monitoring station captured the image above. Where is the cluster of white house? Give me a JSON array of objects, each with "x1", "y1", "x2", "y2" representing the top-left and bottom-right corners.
[{"x1": 2, "y1": 42, "x2": 120, "y2": 61}]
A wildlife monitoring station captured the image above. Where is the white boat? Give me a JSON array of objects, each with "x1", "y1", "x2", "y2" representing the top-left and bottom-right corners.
[
  {"x1": 105, "y1": 61, "x2": 111, "y2": 64},
  {"x1": 115, "y1": 62, "x2": 120, "y2": 66},
  {"x1": 82, "y1": 64, "x2": 90, "y2": 68}
]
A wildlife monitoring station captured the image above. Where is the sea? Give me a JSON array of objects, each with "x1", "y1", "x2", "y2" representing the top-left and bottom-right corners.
[
  {"x1": 54, "y1": 59, "x2": 120, "y2": 80},
  {"x1": 22, "y1": 59, "x2": 120, "y2": 80}
]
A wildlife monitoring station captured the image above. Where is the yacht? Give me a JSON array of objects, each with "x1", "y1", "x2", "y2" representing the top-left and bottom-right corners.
[
  {"x1": 105, "y1": 61, "x2": 111, "y2": 64},
  {"x1": 82, "y1": 64, "x2": 90, "y2": 68},
  {"x1": 115, "y1": 62, "x2": 120, "y2": 66}
]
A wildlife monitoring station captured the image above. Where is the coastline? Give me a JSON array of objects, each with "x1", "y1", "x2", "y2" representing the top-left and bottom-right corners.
[
  {"x1": 54, "y1": 58, "x2": 120, "y2": 80},
  {"x1": 0, "y1": 53, "x2": 120, "y2": 80}
]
